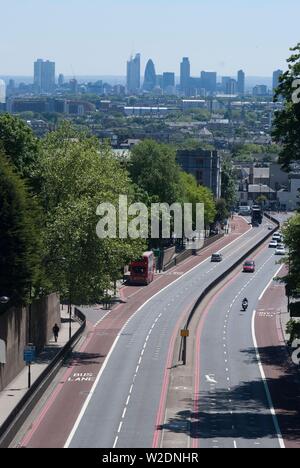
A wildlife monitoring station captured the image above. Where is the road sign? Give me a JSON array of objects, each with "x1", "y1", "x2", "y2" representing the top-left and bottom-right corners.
[
  {"x1": 23, "y1": 345, "x2": 36, "y2": 364},
  {"x1": 181, "y1": 329, "x2": 189, "y2": 338}
]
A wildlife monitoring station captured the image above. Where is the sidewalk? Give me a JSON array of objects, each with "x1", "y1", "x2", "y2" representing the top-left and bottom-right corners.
[{"x1": 0, "y1": 307, "x2": 80, "y2": 427}]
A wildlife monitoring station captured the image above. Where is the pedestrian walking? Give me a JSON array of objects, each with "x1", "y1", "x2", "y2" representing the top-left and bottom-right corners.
[{"x1": 53, "y1": 323, "x2": 60, "y2": 343}]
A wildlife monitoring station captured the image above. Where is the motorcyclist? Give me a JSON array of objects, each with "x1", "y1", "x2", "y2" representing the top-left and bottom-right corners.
[{"x1": 242, "y1": 298, "x2": 249, "y2": 309}]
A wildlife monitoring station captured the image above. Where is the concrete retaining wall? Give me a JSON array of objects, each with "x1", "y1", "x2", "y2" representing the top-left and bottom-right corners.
[{"x1": 0, "y1": 294, "x2": 60, "y2": 391}]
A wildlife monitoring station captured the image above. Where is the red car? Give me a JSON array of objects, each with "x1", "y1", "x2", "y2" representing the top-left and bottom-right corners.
[{"x1": 243, "y1": 259, "x2": 255, "y2": 273}]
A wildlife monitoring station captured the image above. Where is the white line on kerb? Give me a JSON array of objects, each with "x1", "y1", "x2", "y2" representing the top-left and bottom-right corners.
[
  {"x1": 258, "y1": 266, "x2": 283, "y2": 301},
  {"x1": 251, "y1": 308, "x2": 285, "y2": 449}
]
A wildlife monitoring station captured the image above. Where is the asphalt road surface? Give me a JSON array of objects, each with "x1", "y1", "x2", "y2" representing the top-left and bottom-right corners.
[
  {"x1": 65, "y1": 219, "x2": 275, "y2": 448},
  {"x1": 193, "y1": 244, "x2": 285, "y2": 449}
]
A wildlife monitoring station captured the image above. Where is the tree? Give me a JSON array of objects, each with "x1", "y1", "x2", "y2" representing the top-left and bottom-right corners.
[
  {"x1": 215, "y1": 198, "x2": 229, "y2": 223},
  {"x1": 256, "y1": 195, "x2": 268, "y2": 207},
  {"x1": 180, "y1": 172, "x2": 216, "y2": 227},
  {"x1": 37, "y1": 123, "x2": 145, "y2": 304},
  {"x1": 221, "y1": 157, "x2": 237, "y2": 210},
  {"x1": 0, "y1": 152, "x2": 42, "y2": 305},
  {"x1": 273, "y1": 43, "x2": 300, "y2": 170},
  {"x1": 281, "y1": 214, "x2": 300, "y2": 298},
  {"x1": 0, "y1": 114, "x2": 39, "y2": 182},
  {"x1": 129, "y1": 140, "x2": 184, "y2": 205}
]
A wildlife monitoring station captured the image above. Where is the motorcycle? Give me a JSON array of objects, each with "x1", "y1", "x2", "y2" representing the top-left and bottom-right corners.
[{"x1": 242, "y1": 301, "x2": 248, "y2": 311}]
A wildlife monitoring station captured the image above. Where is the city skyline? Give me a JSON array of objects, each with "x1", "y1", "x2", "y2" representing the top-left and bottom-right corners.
[{"x1": 0, "y1": 0, "x2": 299, "y2": 76}]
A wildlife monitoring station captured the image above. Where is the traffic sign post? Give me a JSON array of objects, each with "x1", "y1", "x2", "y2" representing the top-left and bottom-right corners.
[
  {"x1": 181, "y1": 330, "x2": 189, "y2": 365},
  {"x1": 23, "y1": 345, "x2": 36, "y2": 389}
]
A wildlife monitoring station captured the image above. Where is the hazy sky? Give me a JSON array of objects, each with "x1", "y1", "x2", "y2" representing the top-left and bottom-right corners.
[{"x1": 0, "y1": 0, "x2": 299, "y2": 77}]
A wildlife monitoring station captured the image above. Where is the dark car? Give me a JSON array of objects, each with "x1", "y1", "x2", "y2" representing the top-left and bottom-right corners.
[{"x1": 211, "y1": 253, "x2": 223, "y2": 262}]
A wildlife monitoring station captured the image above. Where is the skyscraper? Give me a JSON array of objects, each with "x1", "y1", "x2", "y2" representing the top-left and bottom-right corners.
[
  {"x1": 0, "y1": 80, "x2": 6, "y2": 104},
  {"x1": 180, "y1": 57, "x2": 190, "y2": 96},
  {"x1": 143, "y1": 59, "x2": 157, "y2": 92},
  {"x1": 273, "y1": 69, "x2": 283, "y2": 91},
  {"x1": 237, "y1": 70, "x2": 245, "y2": 95},
  {"x1": 127, "y1": 53, "x2": 141, "y2": 94},
  {"x1": 201, "y1": 71, "x2": 217, "y2": 94},
  {"x1": 58, "y1": 74, "x2": 65, "y2": 87},
  {"x1": 34, "y1": 59, "x2": 55, "y2": 93},
  {"x1": 226, "y1": 79, "x2": 238, "y2": 95},
  {"x1": 163, "y1": 72, "x2": 175, "y2": 94}
]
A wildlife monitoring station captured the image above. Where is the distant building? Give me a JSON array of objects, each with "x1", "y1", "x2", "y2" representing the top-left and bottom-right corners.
[
  {"x1": 124, "y1": 106, "x2": 171, "y2": 117},
  {"x1": 182, "y1": 99, "x2": 206, "y2": 110},
  {"x1": 34, "y1": 59, "x2": 55, "y2": 93},
  {"x1": 180, "y1": 57, "x2": 191, "y2": 96},
  {"x1": 0, "y1": 80, "x2": 6, "y2": 104},
  {"x1": 273, "y1": 69, "x2": 283, "y2": 92},
  {"x1": 237, "y1": 70, "x2": 245, "y2": 95},
  {"x1": 162, "y1": 72, "x2": 175, "y2": 94},
  {"x1": 58, "y1": 74, "x2": 65, "y2": 87},
  {"x1": 226, "y1": 79, "x2": 238, "y2": 95},
  {"x1": 201, "y1": 71, "x2": 217, "y2": 94},
  {"x1": 143, "y1": 59, "x2": 157, "y2": 92},
  {"x1": 127, "y1": 53, "x2": 141, "y2": 94},
  {"x1": 253, "y1": 85, "x2": 268, "y2": 96},
  {"x1": 277, "y1": 173, "x2": 300, "y2": 210},
  {"x1": 221, "y1": 76, "x2": 231, "y2": 93},
  {"x1": 177, "y1": 148, "x2": 222, "y2": 198},
  {"x1": 69, "y1": 79, "x2": 78, "y2": 94}
]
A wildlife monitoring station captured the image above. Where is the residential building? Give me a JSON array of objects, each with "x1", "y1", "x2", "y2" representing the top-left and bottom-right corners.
[
  {"x1": 237, "y1": 70, "x2": 245, "y2": 95},
  {"x1": 34, "y1": 59, "x2": 55, "y2": 93},
  {"x1": 177, "y1": 148, "x2": 222, "y2": 198},
  {"x1": 277, "y1": 173, "x2": 300, "y2": 210}
]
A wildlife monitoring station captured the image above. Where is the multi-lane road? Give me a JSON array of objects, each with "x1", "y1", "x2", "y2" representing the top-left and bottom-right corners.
[
  {"x1": 193, "y1": 243, "x2": 285, "y2": 449},
  {"x1": 13, "y1": 214, "x2": 298, "y2": 449}
]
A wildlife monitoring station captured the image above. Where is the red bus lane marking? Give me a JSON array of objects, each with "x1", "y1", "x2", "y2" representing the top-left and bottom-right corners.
[{"x1": 21, "y1": 216, "x2": 251, "y2": 447}]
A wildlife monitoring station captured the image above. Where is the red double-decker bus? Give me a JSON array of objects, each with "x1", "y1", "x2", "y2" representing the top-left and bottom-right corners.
[{"x1": 129, "y1": 251, "x2": 155, "y2": 285}]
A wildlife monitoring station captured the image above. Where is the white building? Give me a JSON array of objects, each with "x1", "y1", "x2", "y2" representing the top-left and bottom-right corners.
[
  {"x1": 0, "y1": 80, "x2": 6, "y2": 104},
  {"x1": 277, "y1": 174, "x2": 300, "y2": 210}
]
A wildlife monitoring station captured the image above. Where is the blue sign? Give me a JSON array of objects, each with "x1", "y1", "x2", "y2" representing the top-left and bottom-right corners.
[{"x1": 23, "y1": 346, "x2": 36, "y2": 364}]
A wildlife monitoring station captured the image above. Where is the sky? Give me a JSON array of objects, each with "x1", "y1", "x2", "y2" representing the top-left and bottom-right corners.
[{"x1": 0, "y1": 0, "x2": 299, "y2": 77}]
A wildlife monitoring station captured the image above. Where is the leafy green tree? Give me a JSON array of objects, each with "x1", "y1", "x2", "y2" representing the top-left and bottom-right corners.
[
  {"x1": 215, "y1": 198, "x2": 229, "y2": 223},
  {"x1": 38, "y1": 123, "x2": 145, "y2": 304},
  {"x1": 221, "y1": 157, "x2": 237, "y2": 210},
  {"x1": 256, "y1": 195, "x2": 268, "y2": 207},
  {"x1": 286, "y1": 319, "x2": 300, "y2": 345},
  {"x1": 282, "y1": 214, "x2": 300, "y2": 297},
  {"x1": 273, "y1": 43, "x2": 300, "y2": 170},
  {"x1": 129, "y1": 140, "x2": 184, "y2": 204},
  {"x1": 0, "y1": 114, "x2": 39, "y2": 182},
  {"x1": 0, "y1": 152, "x2": 42, "y2": 305},
  {"x1": 180, "y1": 172, "x2": 216, "y2": 227}
]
